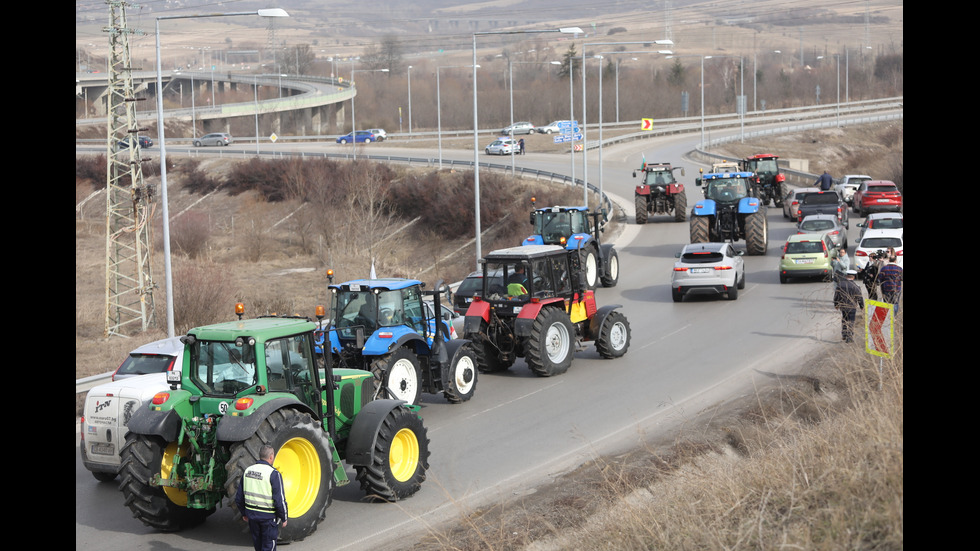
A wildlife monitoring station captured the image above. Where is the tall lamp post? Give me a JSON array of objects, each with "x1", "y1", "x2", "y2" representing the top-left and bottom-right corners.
[
  {"x1": 349, "y1": 67, "x2": 389, "y2": 160},
  {"x1": 155, "y1": 7, "x2": 289, "y2": 338},
  {"x1": 407, "y1": 65, "x2": 413, "y2": 140},
  {"x1": 438, "y1": 65, "x2": 479, "y2": 169},
  {"x1": 580, "y1": 41, "x2": 672, "y2": 206},
  {"x1": 472, "y1": 26, "x2": 583, "y2": 268},
  {"x1": 593, "y1": 50, "x2": 667, "y2": 211}
]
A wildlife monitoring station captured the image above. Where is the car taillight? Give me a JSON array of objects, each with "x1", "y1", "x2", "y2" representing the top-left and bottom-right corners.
[
  {"x1": 855, "y1": 250, "x2": 868, "y2": 257},
  {"x1": 714, "y1": 266, "x2": 733, "y2": 270},
  {"x1": 673, "y1": 267, "x2": 688, "y2": 272},
  {"x1": 895, "y1": 249, "x2": 903, "y2": 256}
]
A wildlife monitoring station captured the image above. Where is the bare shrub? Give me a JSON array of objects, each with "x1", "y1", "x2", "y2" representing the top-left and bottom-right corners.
[
  {"x1": 178, "y1": 158, "x2": 224, "y2": 194},
  {"x1": 76, "y1": 154, "x2": 106, "y2": 188},
  {"x1": 172, "y1": 260, "x2": 233, "y2": 334},
  {"x1": 170, "y1": 210, "x2": 211, "y2": 259}
]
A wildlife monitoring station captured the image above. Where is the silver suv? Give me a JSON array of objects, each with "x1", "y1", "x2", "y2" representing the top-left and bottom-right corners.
[
  {"x1": 502, "y1": 122, "x2": 535, "y2": 135},
  {"x1": 193, "y1": 132, "x2": 233, "y2": 147}
]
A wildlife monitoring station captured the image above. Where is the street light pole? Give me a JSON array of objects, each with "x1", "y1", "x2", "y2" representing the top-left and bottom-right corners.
[
  {"x1": 472, "y1": 27, "x2": 582, "y2": 268},
  {"x1": 407, "y1": 65, "x2": 413, "y2": 140},
  {"x1": 154, "y1": 7, "x2": 289, "y2": 338}
]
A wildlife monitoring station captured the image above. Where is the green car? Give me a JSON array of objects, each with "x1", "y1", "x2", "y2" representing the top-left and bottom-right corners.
[{"x1": 779, "y1": 233, "x2": 840, "y2": 283}]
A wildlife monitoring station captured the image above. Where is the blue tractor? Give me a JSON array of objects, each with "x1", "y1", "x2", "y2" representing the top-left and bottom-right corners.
[
  {"x1": 690, "y1": 171, "x2": 769, "y2": 256},
  {"x1": 323, "y1": 277, "x2": 477, "y2": 405},
  {"x1": 523, "y1": 201, "x2": 619, "y2": 289}
]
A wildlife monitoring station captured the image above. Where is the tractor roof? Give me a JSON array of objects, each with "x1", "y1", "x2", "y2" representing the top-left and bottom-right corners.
[
  {"x1": 702, "y1": 171, "x2": 754, "y2": 179},
  {"x1": 746, "y1": 154, "x2": 779, "y2": 160},
  {"x1": 187, "y1": 317, "x2": 317, "y2": 341},
  {"x1": 643, "y1": 163, "x2": 674, "y2": 171},
  {"x1": 484, "y1": 244, "x2": 566, "y2": 261},
  {"x1": 330, "y1": 278, "x2": 423, "y2": 292},
  {"x1": 533, "y1": 205, "x2": 589, "y2": 213}
]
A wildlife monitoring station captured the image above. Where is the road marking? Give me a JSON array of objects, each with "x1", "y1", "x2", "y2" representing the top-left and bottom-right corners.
[{"x1": 637, "y1": 324, "x2": 690, "y2": 350}]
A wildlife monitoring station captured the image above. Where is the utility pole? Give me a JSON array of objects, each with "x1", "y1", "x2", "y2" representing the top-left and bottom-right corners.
[{"x1": 103, "y1": 0, "x2": 156, "y2": 337}]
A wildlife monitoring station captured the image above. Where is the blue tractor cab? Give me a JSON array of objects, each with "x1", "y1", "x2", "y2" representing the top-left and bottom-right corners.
[
  {"x1": 324, "y1": 277, "x2": 477, "y2": 405},
  {"x1": 523, "y1": 201, "x2": 619, "y2": 289}
]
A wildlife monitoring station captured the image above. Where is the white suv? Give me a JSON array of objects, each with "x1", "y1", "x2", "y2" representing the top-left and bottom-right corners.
[
  {"x1": 834, "y1": 174, "x2": 872, "y2": 205},
  {"x1": 367, "y1": 128, "x2": 387, "y2": 141},
  {"x1": 80, "y1": 338, "x2": 183, "y2": 481}
]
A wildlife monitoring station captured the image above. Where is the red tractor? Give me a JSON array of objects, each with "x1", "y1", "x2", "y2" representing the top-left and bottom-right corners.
[
  {"x1": 633, "y1": 162, "x2": 687, "y2": 224},
  {"x1": 742, "y1": 154, "x2": 786, "y2": 208}
]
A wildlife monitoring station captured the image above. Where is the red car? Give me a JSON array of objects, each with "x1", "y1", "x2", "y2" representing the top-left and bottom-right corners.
[{"x1": 852, "y1": 180, "x2": 902, "y2": 217}]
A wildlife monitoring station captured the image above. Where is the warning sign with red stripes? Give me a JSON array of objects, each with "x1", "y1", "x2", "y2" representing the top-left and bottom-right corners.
[
  {"x1": 865, "y1": 300, "x2": 894, "y2": 358},
  {"x1": 641, "y1": 118, "x2": 654, "y2": 131}
]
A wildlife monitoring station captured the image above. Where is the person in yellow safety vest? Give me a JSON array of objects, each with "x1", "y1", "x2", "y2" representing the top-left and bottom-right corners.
[{"x1": 235, "y1": 445, "x2": 288, "y2": 551}]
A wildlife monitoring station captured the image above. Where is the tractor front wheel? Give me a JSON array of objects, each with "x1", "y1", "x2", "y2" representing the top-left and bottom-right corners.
[
  {"x1": 443, "y1": 344, "x2": 478, "y2": 403},
  {"x1": 634, "y1": 195, "x2": 648, "y2": 224},
  {"x1": 673, "y1": 191, "x2": 688, "y2": 222},
  {"x1": 371, "y1": 348, "x2": 422, "y2": 405},
  {"x1": 355, "y1": 406, "x2": 430, "y2": 501},
  {"x1": 745, "y1": 211, "x2": 768, "y2": 255},
  {"x1": 225, "y1": 409, "x2": 334, "y2": 543},
  {"x1": 600, "y1": 248, "x2": 619, "y2": 288},
  {"x1": 595, "y1": 311, "x2": 631, "y2": 358},
  {"x1": 581, "y1": 245, "x2": 599, "y2": 289},
  {"x1": 525, "y1": 307, "x2": 574, "y2": 377},
  {"x1": 119, "y1": 434, "x2": 214, "y2": 532}
]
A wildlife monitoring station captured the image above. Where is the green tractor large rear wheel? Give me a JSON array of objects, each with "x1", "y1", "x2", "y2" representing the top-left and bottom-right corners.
[
  {"x1": 355, "y1": 406, "x2": 431, "y2": 502},
  {"x1": 119, "y1": 434, "x2": 214, "y2": 531},
  {"x1": 224, "y1": 409, "x2": 334, "y2": 543}
]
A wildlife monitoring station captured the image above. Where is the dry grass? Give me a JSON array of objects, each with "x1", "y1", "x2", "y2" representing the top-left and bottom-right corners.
[{"x1": 402, "y1": 315, "x2": 904, "y2": 551}]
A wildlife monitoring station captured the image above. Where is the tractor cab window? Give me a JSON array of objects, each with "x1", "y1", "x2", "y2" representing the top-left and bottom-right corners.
[
  {"x1": 536, "y1": 211, "x2": 572, "y2": 241},
  {"x1": 747, "y1": 158, "x2": 777, "y2": 174},
  {"x1": 485, "y1": 261, "x2": 530, "y2": 299},
  {"x1": 531, "y1": 258, "x2": 555, "y2": 297},
  {"x1": 264, "y1": 335, "x2": 319, "y2": 406},
  {"x1": 645, "y1": 169, "x2": 674, "y2": 186},
  {"x1": 188, "y1": 339, "x2": 257, "y2": 395},
  {"x1": 394, "y1": 286, "x2": 427, "y2": 335},
  {"x1": 706, "y1": 178, "x2": 749, "y2": 203},
  {"x1": 334, "y1": 289, "x2": 378, "y2": 336}
]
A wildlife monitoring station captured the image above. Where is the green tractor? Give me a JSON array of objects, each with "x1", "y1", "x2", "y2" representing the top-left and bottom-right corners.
[{"x1": 118, "y1": 313, "x2": 430, "y2": 543}]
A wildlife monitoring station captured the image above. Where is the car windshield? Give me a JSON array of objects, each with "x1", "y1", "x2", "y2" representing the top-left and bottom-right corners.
[
  {"x1": 115, "y1": 353, "x2": 176, "y2": 377},
  {"x1": 870, "y1": 218, "x2": 903, "y2": 230},
  {"x1": 681, "y1": 251, "x2": 724, "y2": 263},
  {"x1": 861, "y1": 237, "x2": 902, "y2": 248},
  {"x1": 786, "y1": 241, "x2": 825, "y2": 254},
  {"x1": 801, "y1": 220, "x2": 835, "y2": 231},
  {"x1": 848, "y1": 178, "x2": 871, "y2": 186},
  {"x1": 705, "y1": 178, "x2": 749, "y2": 202},
  {"x1": 802, "y1": 193, "x2": 839, "y2": 205}
]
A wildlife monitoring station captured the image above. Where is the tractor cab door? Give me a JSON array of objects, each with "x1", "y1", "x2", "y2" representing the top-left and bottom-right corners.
[{"x1": 263, "y1": 334, "x2": 322, "y2": 416}]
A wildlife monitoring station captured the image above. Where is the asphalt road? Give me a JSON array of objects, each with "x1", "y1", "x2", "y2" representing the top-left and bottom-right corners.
[{"x1": 76, "y1": 125, "x2": 855, "y2": 550}]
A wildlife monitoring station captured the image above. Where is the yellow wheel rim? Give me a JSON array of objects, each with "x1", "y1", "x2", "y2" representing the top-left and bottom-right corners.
[
  {"x1": 389, "y1": 428, "x2": 420, "y2": 483},
  {"x1": 274, "y1": 437, "x2": 322, "y2": 517},
  {"x1": 161, "y1": 442, "x2": 189, "y2": 506}
]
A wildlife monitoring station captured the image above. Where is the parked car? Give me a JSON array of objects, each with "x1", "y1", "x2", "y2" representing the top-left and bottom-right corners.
[
  {"x1": 852, "y1": 180, "x2": 902, "y2": 216},
  {"x1": 424, "y1": 298, "x2": 463, "y2": 338},
  {"x1": 502, "y1": 122, "x2": 535, "y2": 135},
  {"x1": 116, "y1": 135, "x2": 153, "y2": 149},
  {"x1": 536, "y1": 120, "x2": 574, "y2": 134},
  {"x1": 857, "y1": 212, "x2": 903, "y2": 240},
  {"x1": 854, "y1": 228, "x2": 903, "y2": 271},
  {"x1": 834, "y1": 174, "x2": 872, "y2": 205},
  {"x1": 367, "y1": 128, "x2": 387, "y2": 141},
  {"x1": 111, "y1": 336, "x2": 184, "y2": 381},
  {"x1": 671, "y1": 242, "x2": 746, "y2": 302},
  {"x1": 452, "y1": 269, "x2": 503, "y2": 314},
  {"x1": 779, "y1": 233, "x2": 840, "y2": 283},
  {"x1": 798, "y1": 213, "x2": 848, "y2": 251},
  {"x1": 80, "y1": 337, "x2": 185, "y2": 482},
  {"x1": 485, "y1": 137, "x2": 519, "y2": 155},
  {"x1": 336, "y1": 130, "x2": 378, "y2": 144},
  {"x1": 782, "y1": 187, "x2": 819, "y2": 220},
  {"x1": 796, "y1": 189, "x2": 849, "y2": 228},
  {"x1": 193, "y1": 132, "x2": 233, "y2": 147}
]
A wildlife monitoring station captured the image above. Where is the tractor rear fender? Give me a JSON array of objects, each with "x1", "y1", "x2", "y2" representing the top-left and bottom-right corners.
[
  {"x1": 463, "y1": 300, "x2": 491, "y2": 334},
  {"x1": 586, "y1": 305, "x2": 626, "y2": 341},
  {"x1": 216, "y1": 397, "x2": 317, "y2": 443},
  {"x1": 345, "y1": 399, "x2": 409, "y2": 467},
  {"x1": 522, "y1": 235, "x2": 545, "y2": 246},
  {"x1": 692, "y1": 199, "x2": 717, "y2": 217},
  {"x1": 565, "y1": 234, "x2": 594, "y2": 251},
  {"x1": 738, "y1": 197, "x2": 763, "y2": 215},
  {"x1": 635, "y1": 185, "x2": 651, "y2": 196},
  {"x1": 514, "y1": 299, "x2": 564, "y2": 337},
  {"x1": 599, "y1": 244, "x2": 616, "y2": 264},
  {"x1": 126, "y1": 404, "x2": 184, "y2": 443},
  {"x1": 668, "y1": 183, "x2": 685, "y2": 195}
]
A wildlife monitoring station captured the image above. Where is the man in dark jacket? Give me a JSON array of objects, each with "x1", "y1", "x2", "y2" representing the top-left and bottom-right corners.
[
  {"x1": 877, "y1": 248, "x2": 903, "y2": 313},
  {"x1": 815, "y1": 170, "x2": 833, "y2": 190},
  {"x1": 833, "y1": 269, "x2": 864, "y2": 343},
  {"x1": 236, "y1": 445, "x2": 288, "y2": 551}
]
